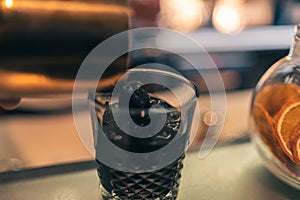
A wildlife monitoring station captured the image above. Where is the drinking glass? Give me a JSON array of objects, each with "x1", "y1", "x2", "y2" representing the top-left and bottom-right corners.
[{"x1": 89, "y1": 66, "x2": 199, "y2": 199}]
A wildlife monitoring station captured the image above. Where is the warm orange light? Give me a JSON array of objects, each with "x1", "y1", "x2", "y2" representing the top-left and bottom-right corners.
[
  {"x1": 4, "y1": 0, "x2": 13, "y2": 8},
  {"x1": 0, "y1": 69, "x2": 124, "y2": 96},
  {"x1": 213, "y1": 5, "x2": 243, "y2": 33},
  {"x1": 213, "y1": 0, "x2": 245, "y2": 34},
  {"x1": 2, "y1": 0, "x2": 132, "y2": 15},
  {"x1": 159, "y1": 0, "x2": 209, "y2": 32}
]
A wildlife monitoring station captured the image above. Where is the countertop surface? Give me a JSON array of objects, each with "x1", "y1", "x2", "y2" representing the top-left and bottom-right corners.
[
  {"x1": 0, "y1": 90, "x2": 252, "y2": 172},
  {"x1": 0, "y1": 90, "x2": 299, "y2": 199},
  {"x1": 1, "y1": 142, "x2": 300, "y2": 200}
]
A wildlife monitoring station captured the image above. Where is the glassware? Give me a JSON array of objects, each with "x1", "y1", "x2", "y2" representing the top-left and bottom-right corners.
[
  {"x1": 251, "y1": 24, "x2": 300, "y2": 189},
  {"x1": 89, "y1": 67, "x2": 199, "y2": 199},
  {"x1": 0, "y1": 0, "x2": 130, "y2": 98}
]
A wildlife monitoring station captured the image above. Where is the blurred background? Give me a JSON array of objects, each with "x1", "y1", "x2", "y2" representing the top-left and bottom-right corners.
[{"x1": 0, "y1": 0, "x2": 300, "y2": 173}]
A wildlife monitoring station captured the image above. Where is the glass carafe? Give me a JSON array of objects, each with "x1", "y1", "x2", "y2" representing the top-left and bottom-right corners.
[{"x1": 251, "y1": 25, "x2": 300, "y2": 189}]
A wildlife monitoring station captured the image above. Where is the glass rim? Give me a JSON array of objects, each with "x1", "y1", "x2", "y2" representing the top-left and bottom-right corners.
[
  {"x1": 90, "y1": 91, "x2": 198, "y2": 111},
  {"x1": 90, "y1": 67, "x2": 199, "y2": 109}
]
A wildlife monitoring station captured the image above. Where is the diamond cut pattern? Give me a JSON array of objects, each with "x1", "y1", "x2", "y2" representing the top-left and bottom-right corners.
[{"x1": 97, "y1": 156, "x2": 184, "y2": 200}]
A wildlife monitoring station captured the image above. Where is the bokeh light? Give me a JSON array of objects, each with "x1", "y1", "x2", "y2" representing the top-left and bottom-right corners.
[
  {"x1": 158, "y1": 0, "x2": 209, "y2": 32},
  {"x1": 213, "y1": 0, "x2": 245, "y2": 34},
  {"x1": 4, "y1": 0, "x2": 13, "y2": 8}
]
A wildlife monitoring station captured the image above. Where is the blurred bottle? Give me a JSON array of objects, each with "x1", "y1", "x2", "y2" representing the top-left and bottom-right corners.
[
  {"x1": 0, "y1": 0, "x2": 131, "y2": 97},
  {"x1": 274, "y1": 0, "x2": 300, "y2": 25}
]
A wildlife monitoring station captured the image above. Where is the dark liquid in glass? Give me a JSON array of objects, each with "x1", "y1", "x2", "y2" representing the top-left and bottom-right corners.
[{"x1": 94, "y1": 88, "x2": 186, "y2": 200}]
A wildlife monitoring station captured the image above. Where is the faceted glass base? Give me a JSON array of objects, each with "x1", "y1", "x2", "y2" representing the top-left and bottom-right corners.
[{"x1": 97, "y1": 156, "x2": 184, "y2": 200}]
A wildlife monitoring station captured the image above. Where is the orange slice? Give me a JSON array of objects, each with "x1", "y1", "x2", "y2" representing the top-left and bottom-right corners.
[
  {"x1": 291, "y1": 123, "x2": 300, "y2": 165},
  {"x1": 275, "y1": 100, "x2": 300, "y2": 161},
  {"x1": 254, "y1": 83, "x2": 300, "y2": 117},
  {"x1": 252, "y1": 104, "x2": 274, "y2": 144},
  {"x1": 252, "y1": 104, "x2": 286, "y2": 162}
]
